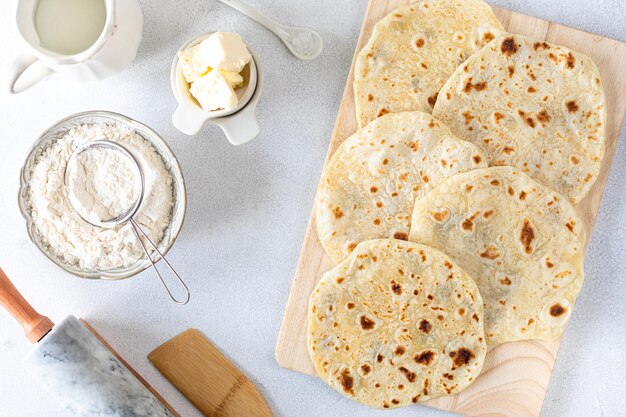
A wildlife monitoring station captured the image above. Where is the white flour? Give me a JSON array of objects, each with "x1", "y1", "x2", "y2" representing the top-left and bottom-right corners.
[
  {"x1": 66, "y1": 146, "x2": 141, "y2": 225},
  {"x1": 27, "y1": 123, "x2": 174, "y2": 270}
]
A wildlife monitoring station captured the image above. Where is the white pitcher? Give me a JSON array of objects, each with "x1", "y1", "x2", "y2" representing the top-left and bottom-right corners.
[{"x1": 7, "y1": 0, "x2": 143, "y2": 94}]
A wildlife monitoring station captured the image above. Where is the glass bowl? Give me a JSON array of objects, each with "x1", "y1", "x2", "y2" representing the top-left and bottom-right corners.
[{"x1": 18, "y1": 110, "x2": 187, "y2": 280}]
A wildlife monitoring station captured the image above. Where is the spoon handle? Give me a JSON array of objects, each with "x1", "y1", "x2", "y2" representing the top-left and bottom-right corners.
[{"x1": 218, "y1": 0, "x2": 285, "y2": 37}]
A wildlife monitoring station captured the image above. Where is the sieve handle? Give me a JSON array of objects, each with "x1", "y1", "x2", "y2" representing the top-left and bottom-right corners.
[{"x1": 129, "y1": 220, "x2": 190, "y2": 305}]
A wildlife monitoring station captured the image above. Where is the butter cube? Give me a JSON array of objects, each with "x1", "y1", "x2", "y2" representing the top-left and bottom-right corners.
[
  {"x1": 220, "y1": 69, "x2": 244, "y2": 88},
  {"x1": 189, "y1": 71, "x2": 239, "y2": 112},
  {"x1": 198, "y1": 32, "x2": 251, "y2": 73},
  {"x1": 178, "y1": 44, "x2": 210, "y2": 83}
]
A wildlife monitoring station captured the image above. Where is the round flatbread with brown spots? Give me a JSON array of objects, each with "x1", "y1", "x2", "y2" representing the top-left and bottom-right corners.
[
  {"x1": 316, "y1": 111, "x2": 487, "y2": 263},
  {"x1": 409, "y1": 167, "x2": 586, "y2": 345},
  {"x1": 432, "y1": 34, "x2": 606, "y2": 203},
  {"x1": 354, "y1": 0, "x2": 504, "y2": 127},
  {"x1": 308, "y1": 239, "x2": 486, "y2": 409}
]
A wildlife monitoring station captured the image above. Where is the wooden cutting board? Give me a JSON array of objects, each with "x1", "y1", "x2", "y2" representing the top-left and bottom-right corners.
[{"x1": 275, "y1": 1, "x2": 626, "y2": 416}]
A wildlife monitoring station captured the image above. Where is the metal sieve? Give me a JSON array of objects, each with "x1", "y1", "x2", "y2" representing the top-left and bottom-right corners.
[{"x1": 64, "y1": 140, "x2": 190, "y2": 304}]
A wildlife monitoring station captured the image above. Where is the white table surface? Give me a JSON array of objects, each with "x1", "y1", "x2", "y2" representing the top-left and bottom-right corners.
[{"x1": 0, "y1": 1, "x2": 624, "y2": 416}]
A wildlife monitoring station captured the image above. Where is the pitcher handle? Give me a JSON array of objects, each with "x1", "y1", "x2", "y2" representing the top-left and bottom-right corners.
[{"x1": 6, "y1": 54, "x2": 55, "y2": 94}]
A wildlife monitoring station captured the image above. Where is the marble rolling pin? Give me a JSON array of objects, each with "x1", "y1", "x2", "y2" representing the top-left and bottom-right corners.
[{"x1": 0, "y1": 267, "x2": 177, "y2": 417}]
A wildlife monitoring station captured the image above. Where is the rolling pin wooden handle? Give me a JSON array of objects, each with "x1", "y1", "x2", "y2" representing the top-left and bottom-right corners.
[{"x1": 0, "y1": 268, "x2": 53, "y2": 343}]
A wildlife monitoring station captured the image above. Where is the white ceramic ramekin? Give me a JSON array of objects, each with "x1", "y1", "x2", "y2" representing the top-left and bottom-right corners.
[{"x1": 171, "y1": 33, "x2": 263, "y2": 145}]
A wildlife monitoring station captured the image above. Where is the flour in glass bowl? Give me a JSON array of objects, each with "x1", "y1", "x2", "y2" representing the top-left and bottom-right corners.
[{"x1": 26, "y1": 123, "x2": 174, "y2": 270}]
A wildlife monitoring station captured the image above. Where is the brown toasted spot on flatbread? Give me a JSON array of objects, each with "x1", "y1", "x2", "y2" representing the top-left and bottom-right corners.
[
  {"x1": 398, "y1": 366, "x2": 416, "y2": 383},
  {"x1": 346, "y1": 302, "x2": 355, "y2": 310},
  {"x1": 480, "y1": 245, "x2": 500, "y2": 259},
  {"x1": 338, "y1": 369, "x2": 354, "y2": 394},
  {"x1": 333, "y1": 207, "x2": 344, "y2": 219},
  {"x1": 359, "y1": 315, "x2": 376, "y2": 330},
  {"x1": 418, "y1": 319, "x2": 432, "y2": 334},
  {"x1": 507, "y1": 65, "x2": 515, "y2": 78},
  {"x1": 490, "y1": 179, "x2": 501, "y2": 186},
  {"x1": 414, "y1": 350, "x2": 435, "y2": 366},
  {"x1": 517, "y1": 109, "x2": 536, "y2": 128},
  {"x1": 483, "y1": 32, "x2": 495, "y2": 43},
  {"x1": 430, "y1": 208, "x2": 450, "y2": 223},
  {"x1": 472, "y1": 155, "x2": 482, "y2": 164},
  {"x1": 462, "y1": 77, "x2": 488, "y2": 93},
  {"x1": 391, "y1": 281, "x2": 403, "y2": 295},
  {"x1": 461, "y1": 218, "x2": 474, "y2": 231},
  {"x1": 415, "y1": 38, "x2": 425, "y2": 48},
  {"x1": 519, "y1": 190, "x2": 527, "y2": 200},
  {"x1": 361, "y1": 364, "x2": 371, "y2": 375},
  {"x1": 565, "y1": 220, "x2": 576, "y2": 233},
  {"x1": 527, "y1": 86, "x2": 536, "y2": 93},
  {"x1": 449, "y1": 347, "x2": 475, "y2": 367},
  {"x1": 367, "y1": 94, "x2": 374, "y2": 102},
  {"x1": 550, "y1": 303, "x2": 566, "y2": 317},
  {"x1": 520, "y1": 219, "x2": 536, "y2": 254},
  {"x1": 500, "y1": 37, "x2": 518, "y2": 56},
  {"x1": 462, "y1": 111, "x2": 475, "y2": 125},
  {"x1": 500, "y1": 276, "x2": 512, "y2": 285},
  {"x1": 394, "y1": 345, "x2": 406, "y2": 356},
  {"x1": 370, "y1": 186, "x2": 378, "y2": 193},
  {"x1": 570, "y1": 155, "x2": 580, "y2": 165},
  {"x1": 336, "y1": 277, "x2": 344, "y2": 284},
  {"x1": 347, "y1": 243, "x2": 357, "y2": 253},
  {"x1": 394, "y1": 232, "x2": 408, "y2": 241},
  {"x1": 537, "y1": 110, "x2": 551, "y2": 126},
  {"x1": 372, "y1": 218, "x2": 381, "y2": 226},
  {"x1": 566, "y1": 100, "x2": 579, "y2": 113},
  {"x1": 565, "y1": 52, "x2": 576, "y2": 69},
  {"x1": 377, "y1": 354, "x2": 384, "y2": 363},
  {"x1": 377, "y1": 108, "x2": 390, "y2": 117},
  {"x1": 427, "y1": 92, "x2": 439, "y2": 108},
  {"x1": 533, "y1": 41, "x2": 550, "y2": 51}
]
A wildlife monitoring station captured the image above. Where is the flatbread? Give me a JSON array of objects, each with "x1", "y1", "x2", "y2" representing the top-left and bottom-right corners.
[
  {"x1": 432, "y1": 34, "x2": 606, "y2": 203},
  {"x1": 354, "y1": 0, "x2": 504, "y2": 127},
  {"x1": 409, "y1": 167, "x2": 586, "y2": 344},
  {"x1": 308, "y1": 239, "x2": 486, "y2": 409},
  {"x1": 316, "y1": 111, "x2": 487, "y2": 263}
]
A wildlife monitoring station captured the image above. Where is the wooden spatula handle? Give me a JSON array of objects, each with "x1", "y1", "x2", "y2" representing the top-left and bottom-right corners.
[{"x1": 0, "y1": 267, "x2": 53, "y2": 343}]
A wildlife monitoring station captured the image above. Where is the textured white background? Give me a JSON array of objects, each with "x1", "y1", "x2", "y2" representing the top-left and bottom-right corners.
[{"x1": 0, "y1": 1, "x2": 624, "y2": 416}]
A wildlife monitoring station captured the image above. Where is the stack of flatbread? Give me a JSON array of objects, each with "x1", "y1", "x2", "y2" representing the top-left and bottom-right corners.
[{"x1": 308, "y1": 0, "x2": 605, "y2": 409}]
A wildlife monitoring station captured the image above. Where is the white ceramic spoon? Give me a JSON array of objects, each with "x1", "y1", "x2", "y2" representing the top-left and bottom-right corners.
[{"x1": 218, "y1": 0, "x2": 323, "y2": 60}]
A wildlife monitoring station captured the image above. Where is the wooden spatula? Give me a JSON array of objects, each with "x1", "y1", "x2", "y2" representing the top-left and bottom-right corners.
[{"x1": 148, "y1": 329, "x2": 273, "y2": 417}]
